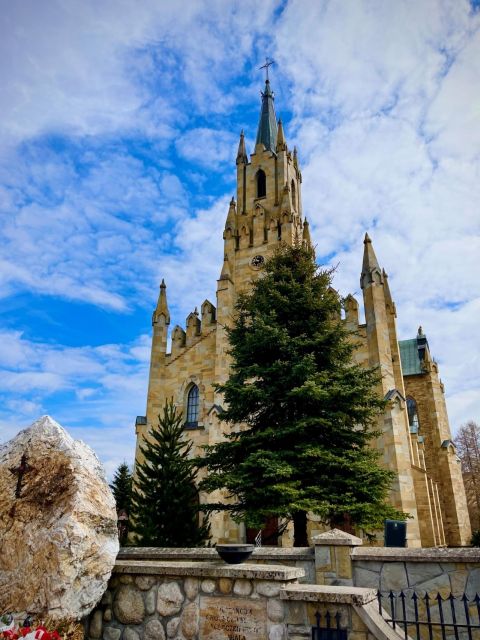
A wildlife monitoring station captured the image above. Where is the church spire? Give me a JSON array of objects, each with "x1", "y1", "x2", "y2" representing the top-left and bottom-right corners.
[{"x1": 255, "y1": 78, "x2": 278, "y2": 152}]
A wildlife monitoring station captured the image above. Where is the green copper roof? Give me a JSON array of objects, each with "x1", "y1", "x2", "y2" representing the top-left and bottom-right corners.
[
  {"x1": 399, "y1": 338, "x2": 423, "y2": 376},
  {"x1": 256, "y1": 79, "x2": 278, "y2": 152}
]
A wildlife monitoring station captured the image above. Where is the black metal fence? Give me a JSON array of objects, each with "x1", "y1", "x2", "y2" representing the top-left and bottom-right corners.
[
  {"x1": 378, "y1": 590, "x2": 480, "y2": 640},
  {"x1": 311, "y1": 611, "x2": 347, "y2": 640}
]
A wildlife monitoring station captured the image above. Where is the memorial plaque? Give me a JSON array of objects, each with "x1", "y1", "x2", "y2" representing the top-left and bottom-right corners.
[{"x1": 200, "y1": 596, "x2": 267, "y2": 640}]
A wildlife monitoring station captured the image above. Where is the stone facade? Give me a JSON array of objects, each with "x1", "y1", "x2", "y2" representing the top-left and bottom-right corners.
[{"x1": 134, "y1": 77, "x2": 471, "y2": 547}]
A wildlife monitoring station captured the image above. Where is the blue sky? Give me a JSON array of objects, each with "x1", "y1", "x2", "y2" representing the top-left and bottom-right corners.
[{"x1": 1, "y1": 0, "x2": 479, "y2": 478}]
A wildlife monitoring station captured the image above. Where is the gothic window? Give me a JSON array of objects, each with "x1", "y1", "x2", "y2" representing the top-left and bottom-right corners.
[
  {"x1": 407, "y1": 397, "x2": 420, "y2": 432},
  {"x1": 256, "y1": 170, "x2": 266, "y2": 198},
  {"x1": 277, "y1": 220, "x2": 282, "y2": 240},
  {"x1": 291, "y1": 179, "x2": 296, "y2": 210},
  {"x1": 186, "y1": 384, "x2": 199, "y2": 426}
]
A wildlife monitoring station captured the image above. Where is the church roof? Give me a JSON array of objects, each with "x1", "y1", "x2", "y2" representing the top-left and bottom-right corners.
[
  {"x1": 399, "y1": 338, "x2": 424, "y2": 376},
  {"x1": 255, "y1": 79, "x2": 278, "y2": 152}
]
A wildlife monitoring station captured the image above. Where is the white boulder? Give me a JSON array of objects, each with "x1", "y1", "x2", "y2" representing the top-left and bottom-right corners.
[{"x1": 0, "y1": 415, "x2": 119, "y2": 619}]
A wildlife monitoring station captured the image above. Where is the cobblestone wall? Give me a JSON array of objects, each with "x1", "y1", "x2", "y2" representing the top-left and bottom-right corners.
[{"x1": 86, "y1": 560, "x2": 401, "y2": 640}]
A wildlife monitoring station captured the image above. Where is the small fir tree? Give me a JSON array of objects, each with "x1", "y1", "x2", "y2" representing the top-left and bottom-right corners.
[
  {"x1": 199, "y1": 244, "x2": 404, "y2": 545},
  {"x1": 110, "y1": 462, "x2": 133, "y2": 514},
  {"x1": 110, "y1": 462, "x2": 133, "y2": 544},
  {"x1": 130, "y1": 400, "x2": 210, "y2": 546}
]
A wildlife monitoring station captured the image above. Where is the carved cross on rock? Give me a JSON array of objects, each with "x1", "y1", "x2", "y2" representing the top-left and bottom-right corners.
[{"x1": 9, "y1": 453, "x2": 32, "y2": 499}]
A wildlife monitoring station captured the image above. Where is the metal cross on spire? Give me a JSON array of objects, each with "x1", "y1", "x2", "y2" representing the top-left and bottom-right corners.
[{"x1": 259, "y1": 57, "x2": 275, "y2": 81}]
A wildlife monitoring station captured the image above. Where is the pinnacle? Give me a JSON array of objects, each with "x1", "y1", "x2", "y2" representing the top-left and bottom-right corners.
[
  {"x1": 155, "y1": 278, "x2": 170, "y2": 324},
  {"x1": 361, "y1": 232, "x2": 380, "y2": 275},
  {"x1": 276, "y1": 118, "x2": 286, "y2": 151},
  {"x1": 236, "y1": 130, "x2": 248, "y2": 164}
]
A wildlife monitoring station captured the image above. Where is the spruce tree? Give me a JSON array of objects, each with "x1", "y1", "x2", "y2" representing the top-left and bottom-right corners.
[
  {"x1": 110, "y1": 462, "x2": 133, "y2": 513},
  {"x1": 110, "y1": 462, "x2": 133, "y2": 544},
  {"x1": 130, "y1": 400, "x2": 210, "y2": 547},
  {"x1": 199, "y1": 244, "x2": 404, "y2": 545}
]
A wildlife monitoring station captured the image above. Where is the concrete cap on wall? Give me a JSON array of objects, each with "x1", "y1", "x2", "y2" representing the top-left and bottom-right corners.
[{"x1": 312, "y1": 528, "x2": 363, "y2": 547}]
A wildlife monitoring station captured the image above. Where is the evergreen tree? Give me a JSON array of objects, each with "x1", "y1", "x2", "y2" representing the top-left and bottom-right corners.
[
  {"x1": 110, "y1": 462, "x2": 133, "y2": 545},
  {"x1": 130, "y1": 400, "x2": 210, "y2": 546},
  {"x1": 199, "y1": 244, "x2": 403, "y2": 545},
  {"x1": 110, "y1": 462, "x2": 133, "y2": 513}
]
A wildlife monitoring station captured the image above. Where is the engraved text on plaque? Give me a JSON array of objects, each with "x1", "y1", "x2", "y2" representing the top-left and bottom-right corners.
[{"x1": 200, "y1": 596, "x2": 267, "y2": 640}]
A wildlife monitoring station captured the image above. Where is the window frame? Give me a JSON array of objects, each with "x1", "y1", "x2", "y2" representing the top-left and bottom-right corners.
[
  {"x1": 185, "y1": 383, "x2": 200, "y2": 428},
  {"x1": 256, "y1": 169, "x2": 266, "y2": 198}
]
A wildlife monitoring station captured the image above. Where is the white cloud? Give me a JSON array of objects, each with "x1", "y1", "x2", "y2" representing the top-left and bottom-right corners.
[
  {"x1": 0, "y1": 329, "x2": 151, "y2": 475},
  {"x1": 272, "y1": 0, "x2": 480, "y2": 433},
  {"x1": 175, "y1": 128, "x2": 238, "y2": 169},
  {"x1": 0, "y1": 0, "x2": 479, "y2": 466}
]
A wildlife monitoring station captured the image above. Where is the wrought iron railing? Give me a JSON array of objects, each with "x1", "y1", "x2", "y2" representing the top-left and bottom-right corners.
[
  {"x1": 377, "y1": 589, "x2": 480, "y2": 640},
  {"x1": 311, "y1": 611, "x2": 347, "y2": 640}
]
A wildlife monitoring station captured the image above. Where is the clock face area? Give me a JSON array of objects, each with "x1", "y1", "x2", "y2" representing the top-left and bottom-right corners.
[{"x1": 250, "y1": 254, "x2": 265, "y2": 269}]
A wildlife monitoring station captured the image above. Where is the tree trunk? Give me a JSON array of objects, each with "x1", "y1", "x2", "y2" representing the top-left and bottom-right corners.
[
  {"x1": 331, "y1": 512, "x2": 354, "y2": 534},
  {"x1": 293, "y1": 510, "x2": 308, "y2": 547}
]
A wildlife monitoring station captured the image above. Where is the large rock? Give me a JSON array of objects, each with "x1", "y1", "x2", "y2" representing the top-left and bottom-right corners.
[{"x1": 0, "y1": 415, "x2": 119, "y2": 619}]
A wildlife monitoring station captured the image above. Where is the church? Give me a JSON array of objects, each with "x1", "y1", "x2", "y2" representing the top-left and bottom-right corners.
[{"x1": 134, "y1": 75, "x2": 471, "y2": 548}]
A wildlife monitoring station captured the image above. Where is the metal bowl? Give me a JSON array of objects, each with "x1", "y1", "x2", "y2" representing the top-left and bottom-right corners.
[{"x1": 215, "y1": 544, "x2": 255, "y2": 564}]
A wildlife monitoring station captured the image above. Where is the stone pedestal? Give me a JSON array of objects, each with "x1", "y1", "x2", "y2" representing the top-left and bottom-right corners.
[{"x1": 312, "y1": 528, "x2": 363, "y2": 586}]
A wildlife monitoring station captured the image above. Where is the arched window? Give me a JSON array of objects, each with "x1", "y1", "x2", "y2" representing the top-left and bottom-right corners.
[
  {"x1": 256, "y1": 170, "x2": 266, "y2": 198},
  {"x1": 186, "y1": 384, "x2": 199, "y2": 426},
  {"x1": 291, "y1": 179, "x2": 296, "y2": 210},
  {"x1": 407, "y1": 397, "x2": 420, "y2": 432}
]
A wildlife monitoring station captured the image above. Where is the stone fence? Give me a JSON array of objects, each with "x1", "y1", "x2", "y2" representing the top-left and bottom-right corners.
[
  {"x1": 118, "y1": 532, "x2": 480, "y2": 596},
  {"x1": 86, "y1": 559, "x2": 402, "y2": 640},
  {"x1": 352, "y1": 547, "x2": 480, "y2": 596},
  {"x1": 118, "y1": 547, "x2": 315, "y2": 583},
  {"x1": 90, "y1": 535, "x2": 480, "y2": 639}
]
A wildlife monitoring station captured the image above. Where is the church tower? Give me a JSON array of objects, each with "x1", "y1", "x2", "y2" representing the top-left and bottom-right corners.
[
  {"x1": 135, "y1": 74, "x2": 310, "y2": 544},
  {"x1": 223, "y1": 76, "x2": 308, "y2": 299},
  {"x1": 135, "y1": 71, "x2": 470, "y2": 547}
]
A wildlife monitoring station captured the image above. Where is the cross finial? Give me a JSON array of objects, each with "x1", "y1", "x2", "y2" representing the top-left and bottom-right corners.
[{"x1": 259, "y1": 57, "x2": 275, "y2": 81}]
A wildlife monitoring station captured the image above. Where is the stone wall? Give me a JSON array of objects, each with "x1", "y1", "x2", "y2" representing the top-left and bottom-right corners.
[
  {"x1": 87, "y1": 560, "x2": 304, "y2": 640},
  {"x1": 117, "y1": 539, "x2": 480, "y2": 599},
  {"x1": 352, "y1": 547, "x2": 480, "y2": 596},
  {"x1": 86, "y1": 559, "x2": 402, "y2": 640},
  {"x1": 117, "y1": 547, "x2": 315, "y2": 584}
]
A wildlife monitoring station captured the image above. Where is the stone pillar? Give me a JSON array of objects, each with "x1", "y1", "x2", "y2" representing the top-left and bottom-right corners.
[{"x1": 313, "y1": 529, "x2": 363, "y2": 587}]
